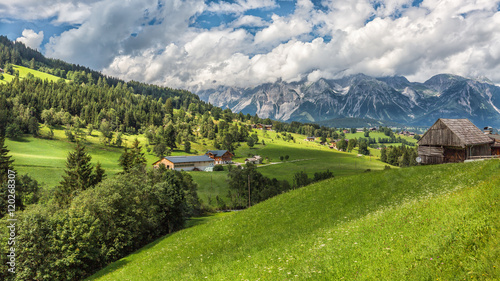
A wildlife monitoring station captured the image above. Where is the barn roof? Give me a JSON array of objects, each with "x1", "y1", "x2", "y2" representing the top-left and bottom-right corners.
[
  {"x1": 164, "y1": 155, "x2": 214, "y2": 163},
  {"x1": 206, "y1": 150, "x2": 233, "y2": 157},
  {"x1": 418, "y1": 118, "x2": 493, "y2": 147}
]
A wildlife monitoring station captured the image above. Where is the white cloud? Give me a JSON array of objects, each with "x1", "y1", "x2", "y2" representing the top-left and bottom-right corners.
[
  {"x1": 44, "y1": 0, "x2": 205, "y2": 69},
  {"x1": 254, "y1": 14, "x2": 312, "y2": 46},
  {"x1": 4, "y1": 0, "x2": 498, "y2": 89},
  {"x1": 0, "y1": 0, "x2": 97, "y2": 24},
  {"x1": 207, "y1": 0, "x2": 277, "y2": 14},
  {"x1": 231, "y1": 15, "x2": 268, "y2": 27},
  {"x1": 16, "y1": 29, "x2": 44, "y2": 50},
  {"x1": 102, "y1": 0, "x2": 500, "y2": 90}
]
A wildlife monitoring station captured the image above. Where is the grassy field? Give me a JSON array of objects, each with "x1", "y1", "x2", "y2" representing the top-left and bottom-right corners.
[
  {"x1": 6, "y1": 126, "x2": 393, "y2": 207},
  {"x1": 0, "y1": 64, "x2": 68, "y2": 84},
  {"x1": 88, "y1": 160, "x2": 500, "y2": 280},
  {"x1": 5, "y1": 126, "x2": 160, "y2": 188}
]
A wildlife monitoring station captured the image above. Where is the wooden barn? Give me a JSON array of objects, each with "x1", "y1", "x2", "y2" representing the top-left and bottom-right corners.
[
  {"x1": 417, "y1": 119, "x2": 493, "y2": 164},
  {"x1": 489, "y1": 134, "x2": 500, "y2": 156}
]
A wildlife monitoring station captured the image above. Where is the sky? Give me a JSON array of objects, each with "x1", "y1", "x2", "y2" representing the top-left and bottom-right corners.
[{"x1": 1, "y1": 0, "x2": 500, "y2": 90}]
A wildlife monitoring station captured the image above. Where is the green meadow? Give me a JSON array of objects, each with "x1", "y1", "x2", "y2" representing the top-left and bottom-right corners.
[
  {"x1": 6, "y1": 126, "x2": 393, "y2": 207},
  {"x1": 88, "y1": 160, "x2": 500, "y2": 280},
  {"x1": 0, "y1": 64, "x2": 68, "y2": 84}
]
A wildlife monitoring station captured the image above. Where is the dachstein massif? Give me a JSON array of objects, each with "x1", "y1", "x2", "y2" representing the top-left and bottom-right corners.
[{"x1": 197, "y1": 74, "x2": 500, "y2": 127}]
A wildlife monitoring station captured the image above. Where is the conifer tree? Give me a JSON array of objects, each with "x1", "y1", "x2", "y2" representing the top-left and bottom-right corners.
[
  {"x1": 54, "y1": 142, "x2": 104, "y2": 208},
  {"x1": 0, "y1": 134, "x2": 15, "y2": 217},
  {"x1": 119, "y1": 138, "x2": 147, "y2": 173}
]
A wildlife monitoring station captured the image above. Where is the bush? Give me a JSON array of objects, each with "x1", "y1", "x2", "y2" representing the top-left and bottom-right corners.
[
  {"x1": 213, "y1": 164, "x2": 224, "y2": 171},
  {"x1": 0, "y1": 169, "x2": 200, "y2": 281}
]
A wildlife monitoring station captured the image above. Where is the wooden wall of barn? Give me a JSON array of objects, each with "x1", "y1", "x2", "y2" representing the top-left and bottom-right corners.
[
  {"x1": 418, "y1": 121, "x2": 463, "y2": 147},
  {"x1": 469, "y1": 144, "x2": 491, "y2": 157},
  {"x1": 418, "y1": 146, "x2": 444, "y2": 164}
]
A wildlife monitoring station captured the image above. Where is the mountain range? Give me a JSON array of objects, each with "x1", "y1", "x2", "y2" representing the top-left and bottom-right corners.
[{"x1": 197, "y1": 74, "x2": 500, "y2": 127}]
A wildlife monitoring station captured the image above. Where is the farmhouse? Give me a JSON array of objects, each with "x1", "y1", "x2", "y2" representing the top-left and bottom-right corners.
[
  {"x1": 305, "y1": 136, "x2": 316, "y2": 142},
  {"x1": 205, "y1": 150, "x2": 234, "y2": 164},
  {"x1": 489, "y1": 134, "x2": 500, "y2": 156},
  {"x1": 244, "y1": 155, "x2": 262, "y2": 164},
  {"x1": 153, "y1": 155, "x2": 214, "y2": 171},
  {"x1": 252, "y1": 124, "x2": 273, "y2": 130},
  {"x1": 417, "y1": 118, "x2": 494, "y2": 164}
]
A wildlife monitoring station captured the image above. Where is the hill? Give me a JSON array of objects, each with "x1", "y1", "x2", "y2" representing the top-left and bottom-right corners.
[
  {"x1": 197, "y1": 74, "x2": 500, "y2": 127},
  {"x1": 89, "y1": 160, "x2": 500, "y2": 280},
  {"x1": 0, "y1": 64, "x2": 69, "y2": 84},
  {"x1": 6, "y1": 125, "x2": 392, "y2": 208}
]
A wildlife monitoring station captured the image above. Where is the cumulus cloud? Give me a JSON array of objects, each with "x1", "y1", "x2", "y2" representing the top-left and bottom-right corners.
[
  {"x1": 0, "y1": 0, "x2": 96, "y2": 24},
  {"x1": 16, "y1": 29, "x2": 44, "y2": 50},
  {"x1": 231, "y1": 15, "x2": 268, "y2": 28},
  {"x1": 207, "y1": 0, "x2": 277, "y2": 14},
  {"x1": 5, "y1": 0, "x2": 497, "y2": 89},
  {"x1": 100, "y1": 0, "x2": 500, "y2": 90},
  {"x1": 45, "y1": 0, "x2": 205, "y2": 69}
]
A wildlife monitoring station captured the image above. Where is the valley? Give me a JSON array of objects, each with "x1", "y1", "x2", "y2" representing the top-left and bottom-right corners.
[{"x1": 0, "y1": 34, "x2": 498, "y2": 281}]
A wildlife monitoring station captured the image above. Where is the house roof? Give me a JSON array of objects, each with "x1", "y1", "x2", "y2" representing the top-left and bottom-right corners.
[
  {"x1": 164, "y1": 155, "x2": 214, "y2": 164},
  {"x1": 489, "y1": 134, "x2": 500, "y2": 141},
  {"x1": 418, "y1": 118, "x2": 494, "y2": 147},
  {"x1": 206, "y1": 150, "x2": 232, "y2": 157},
  {"x1": 489, "y1": 134, "x2": 500, "y2": 147}
]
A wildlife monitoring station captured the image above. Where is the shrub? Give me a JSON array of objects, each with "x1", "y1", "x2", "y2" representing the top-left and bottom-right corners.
[{"x1": 213, "y1": 164, "x2": 224, "y2": 171}]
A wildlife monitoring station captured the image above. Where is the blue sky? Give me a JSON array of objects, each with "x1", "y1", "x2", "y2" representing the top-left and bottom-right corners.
[{"x1": 1, "y1": 0, "x2": 500, "y2": 90}]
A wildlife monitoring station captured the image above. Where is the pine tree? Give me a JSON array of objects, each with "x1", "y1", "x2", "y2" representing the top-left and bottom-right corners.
[
  {"x1": 119, "y1": 138, "x2": 146, "y2": 173},
  {"x1": 91, "y1": 162, "x2": 106, "y2": 186},
  {"x1": 118, "y1": 146, "x2": 132, "y2": 172},
  {"x1": 0, "y1": 134, "x2": 14, "y2": 177},
  {"x1": 130, "y1": 138, "x2": 146, "y2": 170},
  {"x1": 380, "y1": 147, "x2": 387, "y2": 163},
  {"x1": 54, "y1": 142, "x2": 98, "y2": 208},
  {"x1": 0, "y1": 134, "x2": 15, "y2": 217}
]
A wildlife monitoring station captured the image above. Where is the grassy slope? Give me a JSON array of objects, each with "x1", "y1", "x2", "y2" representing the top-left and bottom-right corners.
[
  {"x1": 7, "y1": 126, "x2": 391, "y2": 206},
  {"x1": 0, "y1": 65, "x2": 68, "y2": 84},
  {"x1": 89, "y1": 160, "x2": 500, "y2": 280},
  {"x1": 6, "y1": 127, "x2": 155, "y2": 188}
]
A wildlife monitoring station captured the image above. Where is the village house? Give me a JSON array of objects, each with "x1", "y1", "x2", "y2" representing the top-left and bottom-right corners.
[
  {"x1": 329, "y1": 140, "x2": 338, "y2": 149},
  {"x1": 153, "y1": 155, "x2": 214, "y2": 171},
  {"x1": 205, "y1": 150, "x2": 234, "y2": 164},
  {"x1": 417, "y1": 118, "x2": 494, "y2": 164},
  {"x1": 252, "y1": 124, "x2": 273, "y2": 130},
  {"x1": 305, "y1": 136, "x2": 316, "y2": 142},
  {"x1": 484, "y1": 127, "x2": 500, "y2": 156},
  {"x1": 490, "y1": 135, "x2": 500, "y2": 156},
  {"x1": 244, "y1": 155, "x2": 262, "y2": 164}
]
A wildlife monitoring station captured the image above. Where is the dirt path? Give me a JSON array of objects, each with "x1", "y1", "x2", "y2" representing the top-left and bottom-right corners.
[{"x1": 256, "y1": 158, "x2": 312, "y2": 168}]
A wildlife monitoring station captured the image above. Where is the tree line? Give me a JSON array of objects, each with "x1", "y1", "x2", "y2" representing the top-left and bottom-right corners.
[
  {"x1": 224, "y1": 163, "x2": 334, "y2": 209},
  {"x1": 0, "y1": 136, "x2": 201, "y2": 280}
]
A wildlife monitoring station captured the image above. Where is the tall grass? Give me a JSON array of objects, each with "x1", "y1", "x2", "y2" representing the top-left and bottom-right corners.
[{"x1": 89, "y1": 160, "x2": 500, "y2": 280}]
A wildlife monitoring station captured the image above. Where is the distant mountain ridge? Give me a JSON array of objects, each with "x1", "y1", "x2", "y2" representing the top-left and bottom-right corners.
[{"x1": 197, "y1": 74, "x2": 500, "y2": 127}]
